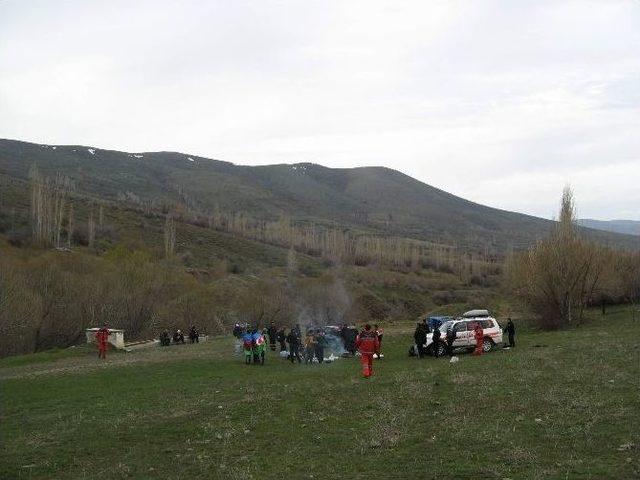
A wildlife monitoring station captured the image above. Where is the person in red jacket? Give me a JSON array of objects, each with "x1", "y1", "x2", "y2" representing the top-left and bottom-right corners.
[
  {"x1": 355, "y1": 324, "x2": 380, "y2": 378},
  {"x1": 96, "y1": 323, "x2": 110, "y2": 360},
  {"x1": 473, "y1": 323, "x2": 484, "y2": 356}
]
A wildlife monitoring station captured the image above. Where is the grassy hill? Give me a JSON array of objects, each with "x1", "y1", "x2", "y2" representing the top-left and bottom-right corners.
[
  {"x1": 2, "y1": 138, "x2": 636, "y2": 251},
  {"x1": 578, "y1": 219, "x2": 640, "y2": 237},
  {"x1": 1, "y1": 307, "x2": 638, "y2": 479}
]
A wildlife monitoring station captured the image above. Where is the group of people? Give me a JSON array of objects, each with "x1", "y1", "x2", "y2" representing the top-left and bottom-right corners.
[
  {"x1": 414, "y1": 317, "x2": 517, "y2": 358},
  {"x1": 413, "y1": 319, "x2": 456, "y2": 358},
  {"x1": 94, "y1": 310, "x2": 514, "y2": 374},
  {"x1": 95, "y1": 315, "x2": 515, "y2": 381},
  {"x1": 160, "y1": 326, "x2": 200, "y2": 346},
  {"x1": 232, "y1": 322, "x2": 384, "y2": 375},
  {"x1": 283, "y1": 325, "x2": 330, "y2": 364},
  {"x1": 269, "y1": 322, "x2": 382, "y2": 377},
  {"x1": 265, "y1": 324, "x2": 313, "y2": 364},
  {"x1": 240, "y1": 328, "x2": 268, "y2": 365}
]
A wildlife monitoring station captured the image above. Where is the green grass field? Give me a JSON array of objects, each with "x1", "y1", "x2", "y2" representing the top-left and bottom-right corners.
[{"x1": 1, "y1": 309, "x2": 639, "y2": 479}]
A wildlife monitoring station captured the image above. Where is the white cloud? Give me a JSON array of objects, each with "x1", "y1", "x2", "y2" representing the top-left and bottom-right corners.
[{"x1": 0, "y1": 0, "x2": 638, "y2": 219}]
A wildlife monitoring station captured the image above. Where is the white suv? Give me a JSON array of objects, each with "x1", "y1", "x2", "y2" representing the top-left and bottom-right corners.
[{"x1": 425, "y1": 316, "x2": 503, "y2": 356}]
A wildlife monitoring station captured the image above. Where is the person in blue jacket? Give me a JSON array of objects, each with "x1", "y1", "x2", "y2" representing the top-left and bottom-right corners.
[{"x1": 241, "y1": 329, "x2": 254, "y2": 364}]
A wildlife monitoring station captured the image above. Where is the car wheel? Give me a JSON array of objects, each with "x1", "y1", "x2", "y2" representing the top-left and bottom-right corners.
[
  {"x1": 483, "y1": 338, "x2": 493, "y2": 352},
  {"x1": 436, "y1": 342, "x2": 447, "y2": 357}
]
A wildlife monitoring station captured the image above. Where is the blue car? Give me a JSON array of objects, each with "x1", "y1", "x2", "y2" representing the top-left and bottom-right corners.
[{"x1": 426, "y1": 316, "x2": 453, "y2": 331}]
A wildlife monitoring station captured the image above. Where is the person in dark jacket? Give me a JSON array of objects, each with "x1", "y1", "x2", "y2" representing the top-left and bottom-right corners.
[
  {"x1": 431, "y1": 326, "x2": 442, "y2": 357},
  {"x1": 189, "y1": 325, "x2": 199, "y2": 343},
  {"x1": 173, "y1": 329, "x2": 185, "y2": 344},
  {"x1": 340, "y1": 324, "x2": 354, "y2": 354},
  {"x1": 232, "y1": 323, "x2": 242, "y2": 338},
  {"x1": 445, "y1": 324, "x2": 457, "y2": 357},
  {"x1": 423, "y1": 318, "x2": 431, "y2": 334},
  {"x1": 340, "y1": 325, "x2": 358, "y2": 355},
  {"x1": 276, "y1": 328, "x2": 287, "y2": 352},
  {"x1": 286, "y1": 325, "x2": 302, "y2": 363},
  {"x1": 347, "y1": 327, "x2": 359, "y2": 355},
  {"x1": 160, "y1": 329, "x2": 171, "y2": 347},
  {"x1": 267, "y1": 323, "x2": 277, "y2": 351},
  {"x1": 504, "y1": 318, "x2": 516, "y2": 347},
  {"x1": 414, "y1": 322, "x2": 427, "y2": 358}
]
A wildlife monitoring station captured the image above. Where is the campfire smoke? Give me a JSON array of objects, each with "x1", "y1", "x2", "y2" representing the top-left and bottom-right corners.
[{"x1": 291, "y1": 270, "x2": 354, "y2": 357}]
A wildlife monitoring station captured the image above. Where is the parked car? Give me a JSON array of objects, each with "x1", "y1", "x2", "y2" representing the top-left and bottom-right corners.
[
  {"x1": 425, "y1": 315, "x2": 454, "y2": 331},
  {"x1": 423, "y1": 315, "x2": 503, "y2": 356}
]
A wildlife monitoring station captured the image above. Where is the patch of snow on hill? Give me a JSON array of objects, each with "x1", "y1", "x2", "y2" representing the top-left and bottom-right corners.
[
  {"x1": 133, "y1": 154, "x2": 143, "y2": 158},
  {"x1": 188, "y1": 157, "x2": 195, "y2": 162},
  {"x1": 87, "y1": 148, "x2": 95, "y2": 155},
  {"x1": 51, "y1": 146, "x2": 56, "y2": 150}
]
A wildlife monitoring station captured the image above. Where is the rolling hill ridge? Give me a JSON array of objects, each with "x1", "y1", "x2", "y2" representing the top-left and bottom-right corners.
[
  {"x1": 1, "y1": 138, "x2": 637, "y2": 251},
  {"x1": 578, "y1": 219, "x2": 640, "y2": 236}
]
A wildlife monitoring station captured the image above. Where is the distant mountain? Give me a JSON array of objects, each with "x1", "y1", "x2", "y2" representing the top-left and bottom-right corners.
[
  {"x1": 577, "y1": 219, "x2": 640, "y2": 236},
  {"x1": 1, "y1": 138, "x2": 637, "y2": 252}
]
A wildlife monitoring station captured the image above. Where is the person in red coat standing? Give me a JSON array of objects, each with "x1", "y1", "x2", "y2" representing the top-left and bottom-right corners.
[
  {"x1": 96, "y1": 323, "x2": 110, "y2": 360},
  {"x1": 355, "y1": 324, "x2": 380, "y2": 378},
  {"x1": 473, "y1": 323, "x2": 484, "y2": 356}
]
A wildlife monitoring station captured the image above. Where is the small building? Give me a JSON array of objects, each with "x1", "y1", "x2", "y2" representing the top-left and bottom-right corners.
[{"x1": 86, "y1": 328, "x2": 125, "y2": 350}]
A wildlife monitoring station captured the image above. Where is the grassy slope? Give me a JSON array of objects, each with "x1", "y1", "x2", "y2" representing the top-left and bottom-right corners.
[
  {"x1": 1, "y1": 308, "x2": 638, "y2": 479},
  {"x1": 0, "y1": 172, "x2": 321, "y2": 274}
]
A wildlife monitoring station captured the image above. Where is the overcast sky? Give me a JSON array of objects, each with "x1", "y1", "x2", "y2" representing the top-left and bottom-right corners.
[{"x1": 1, "y1": 1, "x2": 639, "y2": 220}]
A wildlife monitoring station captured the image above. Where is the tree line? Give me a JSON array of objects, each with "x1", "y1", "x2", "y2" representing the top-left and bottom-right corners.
[
  {"x1": 165, "y1": 204, "x2": 502, "y2": 284},
  {"x1": 505, "y1": 187, "x2": 640, "y2": 329}
]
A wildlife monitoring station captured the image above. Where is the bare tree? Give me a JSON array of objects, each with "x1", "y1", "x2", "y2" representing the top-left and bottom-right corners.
[
  {"x1": 30, "y1": 166, "x2": 72, "y2": 247},
  {"x1": 88, "y1": 209, "x2": 96, "y2": 248},
  {"x1": 618, "y1": 252, "x2": 640, "y2": 320},
  {"x1": 506, "y1": 186, "x2": 607, "y2": 329},
  {"x1": 98, "y1": 204, "x2": 104, "y2": 228},
  {"x1": 164, "y1": 213, "x2": 176, "y2": 258},
  {"x1": 67, "y1": 203, "x2": 74, "y2": 248}
]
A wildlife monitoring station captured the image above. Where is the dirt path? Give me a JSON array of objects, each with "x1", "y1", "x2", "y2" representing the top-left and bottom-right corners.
[{"x1": 0, "y1": 341, "x2": 233, "y2": 381}]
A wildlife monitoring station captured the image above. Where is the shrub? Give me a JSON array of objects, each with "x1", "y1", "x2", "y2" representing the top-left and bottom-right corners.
[
  {"x1": 7, "y1": 227, "x2": 31, "y2": 247},
  {"x1": 227, "y1": 262, "x2": 244, "y2": 274}
]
